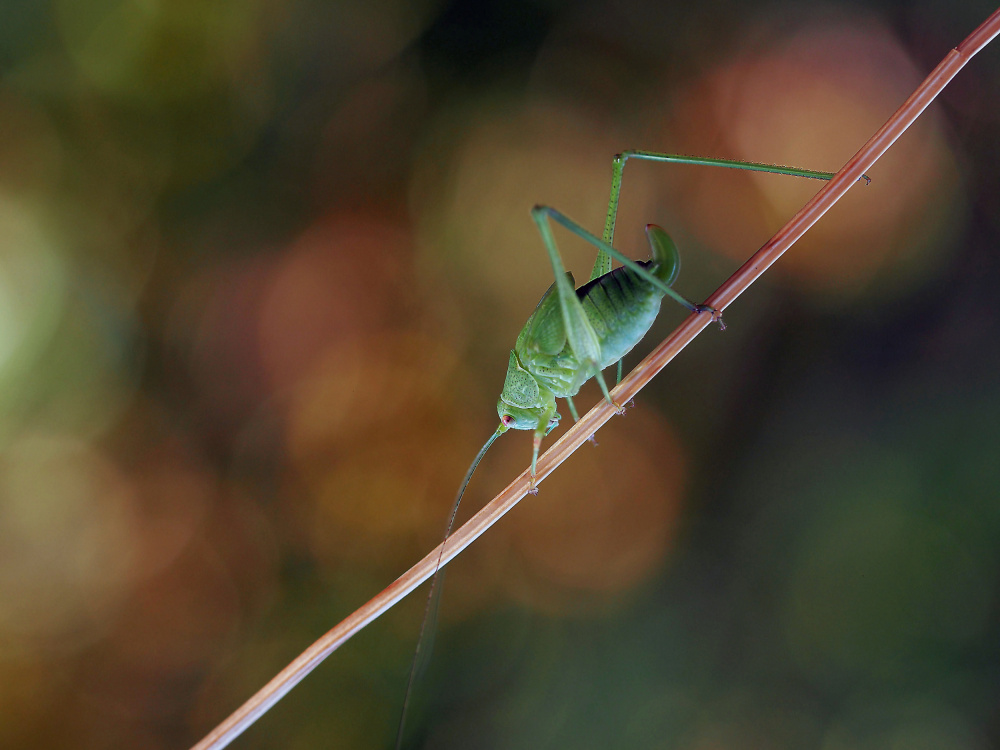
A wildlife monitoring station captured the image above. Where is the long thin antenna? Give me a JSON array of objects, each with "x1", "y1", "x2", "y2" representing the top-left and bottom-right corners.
[{"x1": 395, "y1": 424, "x2": 506, "y2": 749}]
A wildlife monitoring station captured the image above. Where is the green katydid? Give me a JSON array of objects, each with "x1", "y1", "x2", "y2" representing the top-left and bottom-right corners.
[
  {"x1": 396, "y1": 151, "x2": 865, "y2": 747},
  {"x1": 500, "y1": 151, "x2": 865, "y2": 482}
]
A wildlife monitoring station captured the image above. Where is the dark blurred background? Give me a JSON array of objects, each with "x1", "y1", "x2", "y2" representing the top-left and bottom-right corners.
[{"x1": 1, "y1": 0, "x2": 999, "y2": 747}]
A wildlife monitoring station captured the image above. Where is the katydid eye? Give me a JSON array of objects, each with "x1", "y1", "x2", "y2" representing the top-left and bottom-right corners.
[{"x1": 502, "y1": 415, "x2": 514, "y2": 426}]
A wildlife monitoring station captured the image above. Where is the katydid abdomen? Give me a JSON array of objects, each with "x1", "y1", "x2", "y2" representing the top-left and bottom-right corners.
[
  {"x1": 580, "y1": 262, "x2": 669, "y2": 368},
  {"x1": 517, "y1": 259, "x2": 671, "y2": 399}
]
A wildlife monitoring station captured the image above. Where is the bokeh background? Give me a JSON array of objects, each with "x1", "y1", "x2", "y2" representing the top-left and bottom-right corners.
[{"x1": 1, "y1": 0, "x2": 999, "y2": 747}]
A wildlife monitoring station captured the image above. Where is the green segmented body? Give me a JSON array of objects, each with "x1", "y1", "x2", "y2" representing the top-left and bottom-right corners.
[
  {"x1": 498, "y1": 225, "x2": 679, "y2": 435},
  {"x1": 515, "y1": 261, "x2": 666, "y2": 399}
]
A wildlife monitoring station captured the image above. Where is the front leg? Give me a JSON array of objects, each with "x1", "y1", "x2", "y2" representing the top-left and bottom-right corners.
[{"x1": 529, "y1": 401, "x2": 558, "y2": 493}]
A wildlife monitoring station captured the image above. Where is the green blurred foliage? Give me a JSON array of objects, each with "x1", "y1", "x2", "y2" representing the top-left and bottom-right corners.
[{"x1": 0, "y1": 0, "x2": 998, "y2": 748}]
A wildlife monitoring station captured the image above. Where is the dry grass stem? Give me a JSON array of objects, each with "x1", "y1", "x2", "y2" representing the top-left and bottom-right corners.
[{"x1": 192, "y1": 9, "x2": 1000, "y2": 749}]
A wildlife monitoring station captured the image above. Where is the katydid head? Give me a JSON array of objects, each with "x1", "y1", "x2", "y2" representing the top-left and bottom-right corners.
[
  {"x1": 498, "y1": 351, "x2": 560, "y2": 434},
  {"x1": 496, "y1": 400, "x2": 561, "y2": 434}
]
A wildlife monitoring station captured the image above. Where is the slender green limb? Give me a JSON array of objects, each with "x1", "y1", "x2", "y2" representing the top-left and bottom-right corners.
[
  {"x1": 396, "y1": 425, "x2": 506, "y2": 750},
  {"x1": 530, "y1": 401, "x2": 558, "y2": 480},
  {"x1": 618, "y1": 150, "x2": 860, "y2": 181},
  {"x1": 565, "y1": 396, "x2": 600, "y2": 445},
  {"x1": 534, "y1": 205, "x2": 720, "y2": 323},
  {"x1": 592, "y1": 366, "x2": 617, "y2": 407},
  {"x1": 565, "y1": 396, "x2": 580, "y2": 422},
  {"x1": 592, "y1": 150, "x2": 871, "y2": 282},
  {"x1": 530, "y1": 206, "x2": 618, "y2": 411},
  {"x1": 530, "y1": 208, "x2": 603, "y2": 369},
  {"x1": 593, "y1": 149, "x2": 864, "y2": 373},
  {"x1": 592, "y1": 153, "x2": 625, "y2": 280}
]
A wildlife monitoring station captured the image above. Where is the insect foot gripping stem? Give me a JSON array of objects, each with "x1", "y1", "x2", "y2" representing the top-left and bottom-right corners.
[{"x1": 695, "y1": 303, "x2": 726, "y2": 331}]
